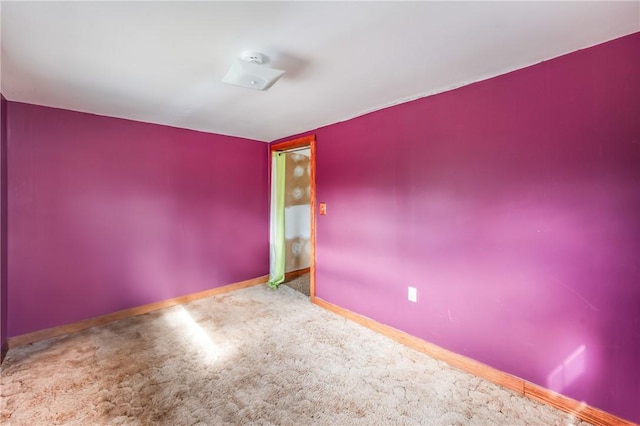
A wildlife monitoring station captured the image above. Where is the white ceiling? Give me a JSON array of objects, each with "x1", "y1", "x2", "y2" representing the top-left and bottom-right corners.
[{"x1": 1, "y1": 2, "x2": 638, "y2": 142}]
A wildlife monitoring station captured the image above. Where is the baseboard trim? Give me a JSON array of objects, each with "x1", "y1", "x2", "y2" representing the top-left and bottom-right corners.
[
  {"x1": 284, "y1": 267, "x2": 310, "y2": 281},
  {"x1": 523, "y1": 382, "x2": 633, "y2": 426},
  {"x1": 7, "y1": 274, "x2": 270, "y2": 350},
  {"x1": 312, "y1": 297, "x2": 635, "y2": 426}
]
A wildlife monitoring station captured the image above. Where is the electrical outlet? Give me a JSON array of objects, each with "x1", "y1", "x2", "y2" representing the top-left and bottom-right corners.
[{"x1": 408, "y1": 286, "x2": 417, "y2": 303}]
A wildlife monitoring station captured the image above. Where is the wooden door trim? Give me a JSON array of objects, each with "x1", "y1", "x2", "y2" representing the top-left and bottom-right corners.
[{"x1": 270, "y1": 135, "x2": 316, "y2": 299}]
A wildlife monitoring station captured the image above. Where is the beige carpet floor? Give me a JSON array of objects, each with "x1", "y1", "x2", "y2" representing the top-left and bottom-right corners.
[
  {"x1": 1, "y1": 284, "x2": 591, "y2": 425},
  {"x1": 282, "y1": 273, "x2": 310, "y2": 297}
]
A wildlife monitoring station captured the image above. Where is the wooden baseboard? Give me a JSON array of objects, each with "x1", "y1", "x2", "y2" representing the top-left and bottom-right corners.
[
  {"x1": 1, "y1": 340, "x2": 7, "y2": 364},
  {"x1": 312, "y1": 297, "x2": 635, "y2": 426},
  {"x1": 523, "y1": 382, "x2": 634, "y2": 426},
  {"x1": 7, "y1": 274, "x2": 269, "y2": 350},
  {"x1": 284, "y1": 267, "x2": 310, "y2": 281}
]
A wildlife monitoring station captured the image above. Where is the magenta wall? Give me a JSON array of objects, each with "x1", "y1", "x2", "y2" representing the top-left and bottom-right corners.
[
  {"x1": 1, "y1": 95, "x2": 8, "y2": 352},
  {"x1": 311, "y1": 33, "x2": 640, "y2": 422},
  {"x1": 7, "y1": 103, "x2": 269, "y2": 337}
]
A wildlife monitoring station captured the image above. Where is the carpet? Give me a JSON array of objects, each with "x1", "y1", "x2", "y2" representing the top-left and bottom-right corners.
[
  {"x1": 1, "y1": 284, "x2": 591, "y2": 425},
  {"x1": 282, "y1": 273, "x2": 310, "y2": 297}
]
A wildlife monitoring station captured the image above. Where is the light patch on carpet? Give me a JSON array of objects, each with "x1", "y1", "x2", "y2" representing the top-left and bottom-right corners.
[{"x1": 163, "y1": 306, "x2": 235, "y2": 364}]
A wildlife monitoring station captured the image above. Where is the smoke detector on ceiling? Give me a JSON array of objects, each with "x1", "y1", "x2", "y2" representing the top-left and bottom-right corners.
[{"x1": 222, "y1": 51, "x2": 285, "y2": 91}]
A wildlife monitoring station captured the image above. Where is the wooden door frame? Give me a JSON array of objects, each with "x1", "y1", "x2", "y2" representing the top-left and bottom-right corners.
[{"x1": 270, "y1": 135, "x2": 317, "y2": 299}]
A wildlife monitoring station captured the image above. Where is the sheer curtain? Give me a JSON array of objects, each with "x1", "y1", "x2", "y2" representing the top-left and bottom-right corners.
[{"x1": 268, "y1": 151, "x2": 286, "y2": 288}]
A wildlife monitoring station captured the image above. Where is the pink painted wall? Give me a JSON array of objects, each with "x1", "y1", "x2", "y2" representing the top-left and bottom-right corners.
[
  {"x1": 310, "y1": 33, "x2": 640, "y2": 422},
  {"x1": 7, "y1": 103, "x2": 269, "y2": 337},
  {"x1": 1, "y1": 95, "x2": 7, "y2": 352}
]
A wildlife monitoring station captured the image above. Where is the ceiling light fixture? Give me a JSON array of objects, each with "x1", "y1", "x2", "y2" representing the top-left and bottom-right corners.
[{"x1": 222, "y1": 51, "x2": 285, "y2": 91}]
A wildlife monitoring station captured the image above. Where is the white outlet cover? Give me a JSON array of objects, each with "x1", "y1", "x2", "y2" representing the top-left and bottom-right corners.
[{"x1": 408, "y1": 287, "x2": 417, "y2": 302}]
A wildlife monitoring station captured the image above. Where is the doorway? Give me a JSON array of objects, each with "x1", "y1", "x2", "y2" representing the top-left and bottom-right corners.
[{"x1": 268, "y1": 135, "x2": 316, "y2": 299}]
